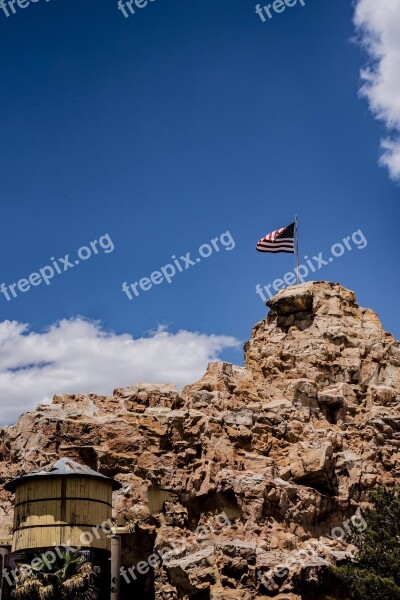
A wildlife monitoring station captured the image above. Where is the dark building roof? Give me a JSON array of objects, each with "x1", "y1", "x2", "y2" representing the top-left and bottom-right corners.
[{"x1": 5, "y1": 458, "x2": 122, "y2": 492}]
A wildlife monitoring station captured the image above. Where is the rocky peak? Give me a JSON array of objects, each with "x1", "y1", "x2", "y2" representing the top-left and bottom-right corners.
[{"x1": 0, "y1": 281, "x2": 399, "y2": 599}]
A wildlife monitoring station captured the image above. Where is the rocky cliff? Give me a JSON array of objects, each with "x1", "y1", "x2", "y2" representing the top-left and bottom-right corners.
[{"x1": 1, "y1": 281, "x2": 399, "y2": 599}]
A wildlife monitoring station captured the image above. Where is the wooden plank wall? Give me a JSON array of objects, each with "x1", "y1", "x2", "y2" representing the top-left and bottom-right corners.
[{"x1": 12, "y1": 477, "x2": 113, "y2": 552}]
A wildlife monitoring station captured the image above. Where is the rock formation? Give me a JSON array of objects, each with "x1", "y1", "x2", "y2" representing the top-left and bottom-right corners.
[{"x1": 1, "y1": 281, "x2": 399, "y2": 599}]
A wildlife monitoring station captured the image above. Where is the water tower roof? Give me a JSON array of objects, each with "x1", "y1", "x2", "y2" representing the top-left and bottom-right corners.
[{"x1": 5, "y1": 458, "x2": 122, "y2": 492}]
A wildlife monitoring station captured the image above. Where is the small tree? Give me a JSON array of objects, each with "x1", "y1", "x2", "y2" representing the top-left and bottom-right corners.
[
  {"x1": 12, "y1": 549, "x2": 99, "y2": 600},
  {"x1": 332, "y1": 487, "x2": 400, "y2": 600}
]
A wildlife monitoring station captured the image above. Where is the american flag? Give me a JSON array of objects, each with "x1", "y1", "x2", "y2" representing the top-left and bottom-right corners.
[{"x1": 256, "y1": 222, "x2": 295, "y2": 253}]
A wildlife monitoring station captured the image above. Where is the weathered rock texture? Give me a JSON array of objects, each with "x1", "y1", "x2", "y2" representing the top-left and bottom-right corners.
[{"x1": 1, "y1": 282, "x2": 399, "y2": 599}]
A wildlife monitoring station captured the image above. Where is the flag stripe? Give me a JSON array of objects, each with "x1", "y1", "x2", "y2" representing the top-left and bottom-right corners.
[
  {"x1": 257, "y1": 245, "x2": 294, "y2": 250},
  {"x1": 257, "y1": 240, "x2": 294, "y2": 245},
  {"x1": 257, "y1": 248, "x2": 294, "y2": 252},
  {"x1": 256, "y1": 241, "x2": 294, "y2": 248}
]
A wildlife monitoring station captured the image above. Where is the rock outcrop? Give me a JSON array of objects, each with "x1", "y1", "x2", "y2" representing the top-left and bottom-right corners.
[{"x1": 1, "y1": 281, "x2": 399, "y2": 599}]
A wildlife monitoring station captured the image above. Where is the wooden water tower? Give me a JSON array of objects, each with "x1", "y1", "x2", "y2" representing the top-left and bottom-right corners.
[{"x1": 5, "y1": 458, "x2": 121, "y2": 554}]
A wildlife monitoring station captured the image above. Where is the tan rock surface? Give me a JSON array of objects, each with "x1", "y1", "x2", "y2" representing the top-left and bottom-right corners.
[{"x1": 0, "y1": 281, "x2": 399, "y2": 599}]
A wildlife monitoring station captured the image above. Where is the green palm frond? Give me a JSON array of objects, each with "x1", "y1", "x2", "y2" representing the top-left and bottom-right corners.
[{"x1": 11, "y1": 550, "x2": 99, "y2": 600}]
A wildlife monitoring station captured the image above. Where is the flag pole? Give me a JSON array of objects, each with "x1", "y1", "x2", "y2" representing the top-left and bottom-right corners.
[{"x1": 295, "y1": 215, "x2": 299, "y2": 284}]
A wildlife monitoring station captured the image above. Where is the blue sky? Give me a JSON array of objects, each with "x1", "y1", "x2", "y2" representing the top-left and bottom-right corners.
[{"x1": 0, "y1": 0, "x2": 399, "y2": 422}]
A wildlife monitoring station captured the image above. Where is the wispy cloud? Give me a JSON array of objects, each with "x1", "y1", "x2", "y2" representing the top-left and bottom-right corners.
[
  {"x1": 354, "y1": 0, "x2": 400, "y2": 182},
  {"x1": 0, "y1": 318, "x2": 239, "y2": 425}
]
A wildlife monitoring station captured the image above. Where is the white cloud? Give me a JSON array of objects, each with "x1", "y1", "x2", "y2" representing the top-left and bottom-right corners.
[
  {"x1": 354, "y1": 0, "x2": 400, "y2": 181},
  {"x1": 0, "y1": 318, "x2": 239, "y2": 425}
]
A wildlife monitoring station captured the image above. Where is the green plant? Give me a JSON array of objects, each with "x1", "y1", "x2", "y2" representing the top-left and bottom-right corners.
[
  {"x1": 12, "y1": 549, "x2": 99, "y2": 600},
  {"x1": 331, "y1": 487, "x2": 400, "y2": 600}
]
